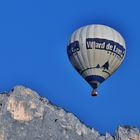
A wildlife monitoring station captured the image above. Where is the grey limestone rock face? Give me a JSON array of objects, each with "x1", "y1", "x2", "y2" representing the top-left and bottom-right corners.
[
  {"x1": 115, "y1": 125, "x2": 140, "y2": 140},
  {"x1": 0, "y1": 86, "x2": 139, "y2": 140}
]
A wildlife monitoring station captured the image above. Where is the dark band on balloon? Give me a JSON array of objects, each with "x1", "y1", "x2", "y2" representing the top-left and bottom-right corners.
[
  {"x1": 67, "y1": 38, "x2": 125, "y2": 58},
  {"x1": 67, "y1": 38, "x2": 126, "y2": 59},
  {"x1": 85, "y1": 75, "x2": 105, "y2": 88}
]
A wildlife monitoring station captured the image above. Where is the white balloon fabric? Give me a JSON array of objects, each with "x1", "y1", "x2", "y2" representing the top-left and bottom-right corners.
[{"x1": 67, "y1": 24, "x2": 126, "y2": 92}]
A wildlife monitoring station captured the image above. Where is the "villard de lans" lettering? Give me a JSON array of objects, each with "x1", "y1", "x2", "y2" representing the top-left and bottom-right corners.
[{"x1": 86, "y1": 38, "x2": 125, "y2": 58}]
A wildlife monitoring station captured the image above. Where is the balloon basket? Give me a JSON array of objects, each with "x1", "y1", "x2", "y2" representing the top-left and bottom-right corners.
[{"x1": 91, "y1": 89, "x2": 98, "y2": 96}]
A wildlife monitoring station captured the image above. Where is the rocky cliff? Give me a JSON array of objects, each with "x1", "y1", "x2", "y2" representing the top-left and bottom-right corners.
[{"x1": 0, "y1": 86, "x2": 139, "y2": 140}]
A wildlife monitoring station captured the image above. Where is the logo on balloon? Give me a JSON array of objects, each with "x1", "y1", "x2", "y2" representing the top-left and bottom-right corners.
[{"x1": 67, "y1": 41, "x2": 80, "y2": 58}]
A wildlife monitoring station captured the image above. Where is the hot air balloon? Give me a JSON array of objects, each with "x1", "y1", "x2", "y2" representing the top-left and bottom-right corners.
[{"x1": 67, "y1": 24, "x2": 126, "y2": 96}]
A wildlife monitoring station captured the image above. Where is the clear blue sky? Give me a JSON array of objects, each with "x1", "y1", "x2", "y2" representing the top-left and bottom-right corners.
[{"x1": 0, "y1": 0, "x2": 139, "y2": 134}]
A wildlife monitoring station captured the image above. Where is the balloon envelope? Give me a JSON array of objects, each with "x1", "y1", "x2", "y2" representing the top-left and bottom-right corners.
[{"x1": 67, "y1": 24, "x2": 126, "y2": 91}]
